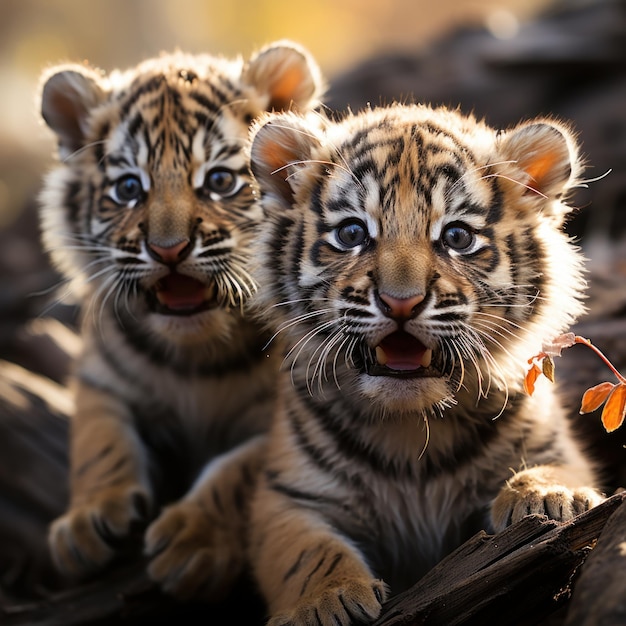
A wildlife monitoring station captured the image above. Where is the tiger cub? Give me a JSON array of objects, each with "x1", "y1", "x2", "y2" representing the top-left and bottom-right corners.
[
  {"x1": 246, "y1": 105, "x2": 605, "y2": 624},
  {"x1": 39, "y1": 42, "x2": 321, "y2": 599}
]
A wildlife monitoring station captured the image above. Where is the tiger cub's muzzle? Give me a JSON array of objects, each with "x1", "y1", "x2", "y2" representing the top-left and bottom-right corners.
[
  {"x1": 359, "y1": 290, "x2": 440, "y2": 379},
  {"x1": 144, "y1": 237, "x2": 220, "y2": 316}
]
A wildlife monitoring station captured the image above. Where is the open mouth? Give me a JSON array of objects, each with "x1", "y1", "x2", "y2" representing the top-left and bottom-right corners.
[
  {"x1": 364, "y1": 331, "x2": 440, "y2": 379},
  {"x1": 148, "y1": 272, "x2": 217, "y2": 316}
]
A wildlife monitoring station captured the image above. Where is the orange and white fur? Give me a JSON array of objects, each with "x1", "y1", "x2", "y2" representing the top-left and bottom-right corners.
[
  {"x1": 38, "y1": 42, "x2": 322, "y2": 599},
  {"x1": 246, "y1": 105, "x2": 605, "y2": 624}
]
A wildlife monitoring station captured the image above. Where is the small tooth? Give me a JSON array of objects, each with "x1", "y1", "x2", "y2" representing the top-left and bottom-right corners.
[
  {"x1": 375, "y1": 346, "x2": 388, "y2": 366},
  {"x1": 421, "y1": 349, "x2": 433, "y2": 368}
]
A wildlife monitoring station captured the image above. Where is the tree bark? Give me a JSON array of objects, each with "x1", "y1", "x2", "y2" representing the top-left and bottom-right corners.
[
  {"x1": 565, "y1": 496, "x2": 626, "y2": 626},
  {"x1": 374, "y1": 492, "x2": 626, "y2": 626}
]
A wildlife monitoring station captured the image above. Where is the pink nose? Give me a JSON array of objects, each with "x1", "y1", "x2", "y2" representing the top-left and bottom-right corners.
[
  {"x1": 377, "y1": 292, "x2": 425, "y2": 320},
  {"x1": 148, "y1": 239, "x2": 190, "y2": 264}
]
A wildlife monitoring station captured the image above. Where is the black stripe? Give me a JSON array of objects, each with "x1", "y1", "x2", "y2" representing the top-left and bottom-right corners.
[
  {"x1": 267, "y1": 475, "x2": 346, "y2": 510},
  {"x1": 197, "y1": 247, "x2": 230, "y2": 258},
  {"x1": 283, "y1": 549, "x2": 307, "y2": 582},
  {"x1": 193, "y1": 110, "x2": 215, "y2": 131},
  {"x1": 309, "y1": 238, "x2": 333, "y2": 268},
  {"x1": 128, "y1": 112, "x2": 143, "y2": 140},
  {"x1": 310, "y1": 179, "x2": 325, "y2": 216},
  {"x1": 418, "y1": 395, "x2": 525, "y2": 479},
  {"x1": 119, "y1": 75, "x2": 165, "y2": 118},
  {"x1": 342, "y1": 307, "x2": 374, "y2": 319},
  {"x1": 431, "y1": 312, "x2": 465, "y2": 322},
  {"x1": 287, "y1": 410, "x2": 355, "y2": 482},
  {"x1": 504, "y1": 233, "x2": 519, "y2": 318},
  {"x1": 289, "y1": 395, "x2": 411, "y2": 483},
  {"x1": 487, "y1": 176, "x2": 504, "y2": 223},
  {"x1": 85, "y1": 183, "x2": 97, "y2": 234},
  {"x1": 323, "y1": 552, "x2": 343, "y2": 577},
  {"x1": 189, "y1": 90, "x2": 222, "y2": 115},
  {"x1": 434, "y1": 291, "x2": 467, "y2": 308},
  {"x1": 342, "y1": 286, "x2": 369, "y2": 306},
  {"x1": 74, "y1": 443, "x2": 114, "y2": 478},
  {"x1": 294, "y1": 379, "x2": 523, "y2": 482},
  {"x1": 300, "y1": 551, "x2": 327, "y2": 597},
  {"x1": 94, "y1": 121, "x2": 109, "y2": 168},
  {"x1": 105, "y1": 155, "x2": 134, "y2": 171},
  {"x1": 64, "y1": 178, "x2": 82, "y2": 225}
]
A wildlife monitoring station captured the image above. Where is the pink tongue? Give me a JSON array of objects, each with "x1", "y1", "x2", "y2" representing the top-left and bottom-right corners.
[
  {"x1": 380, "y1": 332, "x2": 427, "y2": 371},
  {"x1": 156, "y1": 274, "x2": 206, "y2": 309}
]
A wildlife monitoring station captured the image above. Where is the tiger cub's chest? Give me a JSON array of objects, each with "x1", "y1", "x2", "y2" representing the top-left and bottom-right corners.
[
  {"x1": 80, "y1": 312, "x2": 277, "y2": 450},
  {"x1": 351, "y1": 464, "x2": 487, "y2": 583}
]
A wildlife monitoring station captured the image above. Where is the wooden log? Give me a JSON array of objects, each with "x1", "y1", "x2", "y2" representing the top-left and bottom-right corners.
[
  {"x1": 374, "y1": 492, "x2": 626, "y2": 626},
  {"x1": 564, "y1": 496, "x2": 626, "y2": 625}
]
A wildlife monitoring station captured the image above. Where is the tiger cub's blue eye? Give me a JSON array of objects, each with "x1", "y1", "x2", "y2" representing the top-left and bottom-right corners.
[
  {"x1": 336, "y1": 219, "x2": 368, "y2": 248},
  {"x1": 114, "y1": 175, "x2": 144, "y2": 204},
  {"x1": 442, "y1": 223, "x2": 475, "y2": 251},
  {"x1": 204, "y1": 168, "x2": 237, "y2": 196}
]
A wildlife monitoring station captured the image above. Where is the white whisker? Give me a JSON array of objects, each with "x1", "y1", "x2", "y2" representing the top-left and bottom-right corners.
[
  {"x1": 286, "y1": 322, "x2": 337, "y2": 389},
  {"x1": 479, "y1": 172, "x2": 548, "y2": 199},
  {"x1": 417, "y1": 412, "x2": 430, "y2": 461},
  {"x1": 264, "y1": 308, "x2": 333, "y2": 349},
  {"x1": 62, "y1": 139, "x2": 107, "y2": 163},
  {"x1": 572, "y1": 168, "x2": 612, "y2": 189},
  {"x1": 308, "y1": 327, "x2": 346, "y2": 394},
  {"x1": 445, "y1": 160, "x2": 517, "y2": 200}
]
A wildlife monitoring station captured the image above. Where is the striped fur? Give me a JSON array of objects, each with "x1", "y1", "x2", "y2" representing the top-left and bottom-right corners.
[
  {"x1": 247, "y1": 105, "x2": 605, "y2": 624},
  {"x1": 39, "y1": 42, "x2": 322, "y2": 599}
]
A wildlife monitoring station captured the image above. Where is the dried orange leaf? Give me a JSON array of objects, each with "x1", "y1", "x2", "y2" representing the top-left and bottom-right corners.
[
  {"x1": 542, "y1": 356, "x2": 555, "y2": 383},
  {"x1": 524, "y1": 363, "x2": 542, "y2": 396},
  {"x1": 601, "y1": 384, "x2": 626, "y2": 433},
  {"x1": 541, "y1": 332, "x2": 576, "y2": 357},
  {"x1": 580, "y1": 381, "x2": 615, "y2": 414}
]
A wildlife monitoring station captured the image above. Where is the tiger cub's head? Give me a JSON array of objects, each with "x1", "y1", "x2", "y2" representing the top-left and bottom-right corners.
[
  {"x1": 39, "y1": 42, "x2": 322, "y2": 344},
  {"x1": 250, "y1": 105, "x2": 586, "y2": 414}
]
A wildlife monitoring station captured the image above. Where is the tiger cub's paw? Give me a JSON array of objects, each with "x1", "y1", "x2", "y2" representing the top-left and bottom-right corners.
[
  {"x1": 145, "y1": 499, "x2": 244, "y2": 601},
  {"x1": 48, "y1": 484, "x2": 150, "y2": 576},
  {"x1": 491, "y1": 468, "x2": 604, "y2": 532},
  {"x1": 268, "y1": 579, "x2": 387, "y2": 626}
]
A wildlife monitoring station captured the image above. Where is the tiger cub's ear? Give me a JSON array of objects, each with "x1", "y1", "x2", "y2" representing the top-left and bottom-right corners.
[
  {"x1": 250, "y1": 112, "x2": 324, "y2": 209},
  {"x1": 497, "y1": 120, "x2": 582, "y2": 204},
  {"x1": 243, "y1": 40, "x2": 324, "y2": 112},
  {"x1": 40, "y1": 65, "x2": 107, "y2": 160}
]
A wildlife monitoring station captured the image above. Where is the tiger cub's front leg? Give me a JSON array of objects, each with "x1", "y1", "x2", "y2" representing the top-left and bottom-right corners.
[
  {"x1": 144, "y1": 435, "x2": 267, "y2": 600},
  {"x1": 48, "y1": 383, "x2": 152, "y2": 576},
  {"x1": 249, "y1": 486, "x2": 387, "y2": 626}
]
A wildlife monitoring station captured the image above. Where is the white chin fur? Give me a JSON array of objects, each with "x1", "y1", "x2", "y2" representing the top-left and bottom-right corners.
[
  {"x1": 358, "y1": 375, "x2": 452, "y2": 414},
  {"x1": 147, "y1": 309, "x2": 233, "y2": 345}
]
